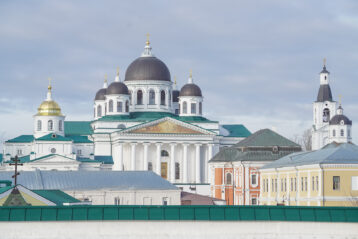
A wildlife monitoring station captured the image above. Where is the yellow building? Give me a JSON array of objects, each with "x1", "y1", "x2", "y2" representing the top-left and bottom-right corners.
[{"x1": 259, "y1": 143, "x2": 358, "y2": 206}]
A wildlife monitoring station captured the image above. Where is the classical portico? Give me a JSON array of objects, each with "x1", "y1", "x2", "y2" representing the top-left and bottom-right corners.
[{"x1": 106, "y1": 117, "x2": 219, "y2": 184}]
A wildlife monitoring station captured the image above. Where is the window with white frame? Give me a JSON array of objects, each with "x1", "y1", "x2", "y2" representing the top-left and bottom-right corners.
[
  {"x1": 114, "y1": 197, "x2": 120, "y2": 205},
  {"x1": 333, "y1": 176, "x2": 340, "y2": 190},
  {"x1": 37, "y1": 120, "x2": 42, "y2": 131},
  {"x1": 251, "y1": 198, "x2": 257, "y2": 205},
  {"x1": 316, "y1": 176, "x2": 319, "y2": 191},
  {"x1": 77, "y1": 149, "x2": 82, "y2": 156},
  {"x1": 17, "y1": 149, "x2": 22, "y2": 156},
  {"x1": 162, "y1": 197, "x2": 169, "y2": 206},
  {"x1": 59, "y1": 120, "x2": 63, "y2": 131},
  {"x1": 251, "y1": 174, "x2": 257, "y2": 186},
  {"x1": 191, "y1": 103, "x2": 196, "y2": 114},
  {"x1": 226, "y1": 173, "x2": 232, "y2": 185}
]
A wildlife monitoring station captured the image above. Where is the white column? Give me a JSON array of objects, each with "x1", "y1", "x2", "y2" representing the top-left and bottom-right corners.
[
  {"x1": 143, "y1": 143, "x2": 149, "y2": 171},
  {"x1": 207, "y1": 144, "x2": 213, "y2": 183},
  {"x1": 195, "y1": 144, "x2": 201, "y2": 183},
  {"x1": 170, "y1": 143, "x2": 176, "y2": 182},
  {"x1": 117, "y1": 143, "x2": 123, "y2": 171},
  {"x1": 156, "y1": 143, "x2": 162, "y2": 175},
  {"x1": 130, "y1": 143, "x2": 136, "y2": 170},
  {"x1": 182, "y1": 144, "x2": 188, "y2": 183}
]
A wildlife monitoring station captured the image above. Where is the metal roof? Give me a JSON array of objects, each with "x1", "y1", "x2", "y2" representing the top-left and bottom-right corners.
[
  {"x1": 316, "y1": 84, "x2": 333, "y2": 102},
  {"x1": 261, "y1": 143, "x2": 358, "y2": 169},
  {"x1": 220, "y1": 124, "x2": 251, "y2": 138},
  {"x1": 64, "y1": 121, "x2": 93, "y2": 136},
  {"x1": 0, "y1": 171, "x2": 178, "y2": 191}
]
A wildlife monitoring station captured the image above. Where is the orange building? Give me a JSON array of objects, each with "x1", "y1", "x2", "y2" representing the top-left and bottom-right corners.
[{"x1": 209, "y1": 129, "x2": 301, "y2": 205}]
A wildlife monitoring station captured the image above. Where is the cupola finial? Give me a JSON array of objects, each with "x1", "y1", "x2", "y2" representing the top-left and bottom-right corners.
[
  {"x1": 115, "y1": 67, "x2": 120, "y2": 82},
  {"x1": 47, "y1": 78, "x2": 52, "y2": 101},
  {"x1": 146, "y1": 33, "x2": 150, "y2": 46},
  {"x1": 142, "y1": 33, "x2": 153, "y2": 57},
  {"x1": 323, "y1": 58, "x2": 326, "y2": 67},
  {"x1": 103, "y1": 74, "x2": 108, "y2": 88},
  {"x1": 188, "y1": 70, "x2": 193, "y2": 84}
]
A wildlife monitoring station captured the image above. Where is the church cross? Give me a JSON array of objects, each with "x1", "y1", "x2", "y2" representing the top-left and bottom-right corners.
[
  {"x1": 9, "y1": 155, "x2": 23, "y2": 186},
  {"x1": 146, "y1": 33, "x2": 150, "y2": 45},
  {"x1": 338, "y1": 94, "x2": 342, "y2": 105},
  {"x1": 323, "y1": 58, "x2": 326, "y2": 66}
]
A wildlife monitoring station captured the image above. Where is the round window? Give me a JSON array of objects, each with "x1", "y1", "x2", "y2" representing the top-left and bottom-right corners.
[
  {"x1": 340, "y1": 120, "x2": 345, "y2": 125},
  {"x1": 51, "y1": 148, "x2": 56, "y2": 154}
]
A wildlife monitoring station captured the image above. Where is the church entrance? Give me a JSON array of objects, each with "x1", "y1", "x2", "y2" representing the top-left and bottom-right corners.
[{"x1": 161, "y1": 162, "x2": 168, "y2": 179}]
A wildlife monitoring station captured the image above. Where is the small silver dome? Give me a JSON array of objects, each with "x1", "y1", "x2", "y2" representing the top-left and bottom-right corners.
[
  {"x1": 95, "y1": 88, "x2": 106, "y2": 101},
  {"x1": 106, "y1": 82, "x2": 129, "y2": 95},
  {"x1": 179, "y1": 84, "x2": 202, "y2": 97}
]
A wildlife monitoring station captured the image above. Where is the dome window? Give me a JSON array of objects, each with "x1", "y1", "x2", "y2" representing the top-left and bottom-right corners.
[
  {"x1": 129, "y1": 90, "x2": 132, "y2": 105},
  {"x1": 117, "y1": 102, "x2": 123, "y2": 112},
  {"x1": 191, "y1": 103, "x2": 196, "y2": 114},
  {"x1": 199, "y1": 102, "x2": 202, "y2": 114},
  {"x1": 225, "y1": 173, "x2": 232, "y2": 185},
  {"x1": 51, "y1": 148, "x2": 56, "y2": 154},
  {"x1": 160, "y1": 90, "x2": 166, "y2": 105},
  {"x1": 175, "y1": 163, "x2": 180, "y2": 180},
  {"x1": 109, "y1": 100, "x2": 114, "y2": 112},
  {"x1": 340, "y1": 129, "x2": 344, "y2": 137},
  {"x1": 333, "y1": 130, "x2": 336, "y2": 137},
  {"x1": 125, "y1": 101, "x2": 129, "y2": 112},
  {"x1": 340, "y1": 120, "x2": 345, "y2": 125},
  {"x1": 161, "y1": 150, "x2": 169, "y2": 157},
  {"x1": 48, "y1": 120, "x2": 53, "y2": 131},
  {"x1": 37, "y1": 120, "x2": 42, "y2": 131},
  {"x1": 137, "y1": 90, "x2": 143, "y2": 105},
  {"x1": 149, "y1": 90, "x2": 155, "y2": 105},
  {"x1": 182, "y1": 102, "x2": 187, "y2": 114},
  {"x1": 59, "y1": 120, "x2": 63, "y2": 131},
  {"x1": 97, "y1": 105, "x2": 102, "y2": 117}
]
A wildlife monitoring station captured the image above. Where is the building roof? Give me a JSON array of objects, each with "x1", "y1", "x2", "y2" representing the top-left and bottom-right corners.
[
  {"x1": 5, "y1": 135, "x2": 34, "y2": 143},
  {"x1": 95, "y1": 88, "x2": 106, "y2": 101},
  {"x1": 235, "y1": 129, "x2": 300, "y2": 148},
  {"x1": 210, "y1": 129, "x2": 301, "y2": 163},
  {"x1": 67, "y1": 135, "x2": 93, "y2": 143},
  {"x1": 106, "y1": 81, "x2": 129, "y2": 95},
  {"x1": 261, "y1": 143, "x2": 358, "y2": 169},
  {"x1": 316, "y1": 84, "x2": 333, "y2": 102},
  {"x1": 96, "y1": 111, "x2": 218, "y2": 123},
  {"x1": 179, "y1": 83, "x2": 202, "y2": 97},
  {"x1": 0, "y1": 171, "x2": 178, "y2": 191},
  {"x1": 64, "y1": 121, "x2": 93, "y2": 136},
  {"x1": 221, "y1": 124, "x2": 251, "y2": 137},
  {"x1": 181, "y1": 192, "x2": 225, "y2": 205},
  {"x1": 36, "y1": 133, "x2": 72, "y2": 142},
  {"x1": 32, "y1": 190, "x2": 80, "y2": 205},
  {"x1": 94, "y1": 155, "x2": 114, "y2": 164},
  {"x1": 330, "y1": 114, "x2": 352, "y2": 125}
]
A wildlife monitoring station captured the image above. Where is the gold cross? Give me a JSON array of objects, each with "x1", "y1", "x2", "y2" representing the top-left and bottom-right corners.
[
  {"x1": 189, "y1": 69, "x2": 193, "y2": 78},
  {"x1": 338, "y1": 94, "x2": 342, "y2": 105},
  {"x1": 48, "y1": 77, "x2": 52, "y2": 90},
  {"x1": 174, "y1": 76, "x2": 177, "y2": 84},
  {"x1": 104, "y1": 74, "x2": 108, "y2": 82},
  {"x1": 116, "y1": 67, "x2": 120, "y2": 76},
  {"x1": 323, "y1": 58, "x2": 326, "y2": 66}
]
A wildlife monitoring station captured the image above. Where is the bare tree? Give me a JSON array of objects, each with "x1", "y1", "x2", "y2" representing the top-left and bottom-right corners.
[{"x1": 301, "y1": 129, "x2": 312, "y2": 151}]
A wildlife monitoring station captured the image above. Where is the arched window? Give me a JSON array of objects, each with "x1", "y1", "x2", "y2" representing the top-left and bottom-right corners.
[
  {"x1": 175, "y1": 162, "x2": 180, "y2": 179},
  {"x1": 333, "y1": 129, "x2": 336, "y2": 137},
  {"x1": 97, "y1": 105, "x2": 102, "y2": 117},
  {"x1": 129, "y1": 90, "x2": 132, "y2": 105},
  {"x1": 340, "y1": 129, "x2": 344, "y2": 136},
  {"x1": 137, "y1": 90, "x2": 143, "y2": 105},
  {"x1": 182, "y1": 102, "x2": 187, "y2": 114},
  {"x1": 168, "y1": 91, "x2": 171, "y2": 106},
  {"x1": 37, "y1": 120, "x2": 42, "y2": 131},
  {"x1": 117, "y1": 101, "x2": 123, "y2": 112},
  {"x1": 226, "y1": 173, "x2": 232, "y2": 185},
  {"x1": 199, "y1": 102, "x2": 202, "y2": 114},
  {"x1": 191, "y1": 103, "x2": 196, "y2": 114},
  {"x1": 323, "y1": 108, "x2": 330, "y2": 122},
  {"x1": 148, "y1": 162, "x2": 153, "y2": 171},
  {"x1": 161, "y1": 150, "x2": 169, "y2": 157},
  {"x1": 149, "y1": 89, "x2": 155, "y2": 105},
  {"x1": 109, "y1": 100, "x2": 113, "y2": 112},
  {"x1": 59, "y1": 120, "x2": 62, "y2": 131},
  {"x1": 348, "y1": 130, "x2": 351, "y2": 137},
  {"x1": 160, "y1": 90, "x2": 165, "y2": 105},
  {"x1": 48, "y1": 120, "x2": 53, "y2": 131},
  {"x1": 125, "y1": 101, "x2": 129, "y2": 112}
]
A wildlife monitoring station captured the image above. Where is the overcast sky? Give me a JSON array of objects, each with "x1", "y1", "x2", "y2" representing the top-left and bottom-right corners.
[{"x1": 0, "y1": 0, "x2": 357, "y2": 145}]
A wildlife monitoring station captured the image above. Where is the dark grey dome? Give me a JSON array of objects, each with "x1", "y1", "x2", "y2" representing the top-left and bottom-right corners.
[
  {"x1": 95, "y1": 88, "x2": 106, "y2": 101},
  {"x1": 106, "y1": 82, "x2": 129, "y2": 95},
  {"x1": 125, "y1": 56, "x2": 171, "y2": 82},
  {"x1": 316, "y1": 85, "x2": 332, "y2": 102},
  {"x1": 172, "y1": 90, "x2": 179, "y2": 102},
  {"x1": 179, "y1": 84, "x2": 202, "y2": 97},
  {"x1": 330, "y1": 114, "x2": 352, "y2": 125}
]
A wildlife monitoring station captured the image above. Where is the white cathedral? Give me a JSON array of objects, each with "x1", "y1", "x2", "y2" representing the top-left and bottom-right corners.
[
  {"x1": 0, "y1": 39, "x2": 251, "y2": 187},
  {"x1": 311, "y1": 61, "x2": 353, "y2": 150}
]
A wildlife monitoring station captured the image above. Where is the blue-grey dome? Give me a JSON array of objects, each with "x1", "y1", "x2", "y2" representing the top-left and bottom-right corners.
[
  {"x1": 106, "y1": 82, "x2": 129, "y2": 95},
  {"x1": 95, "y1": 88, "x2": 106, "y2": 101},
  {"x1": 125, "y1": 56, "x2": 171, "y2": 82},
  {"x1": 179, "y1": 83, "x2": 202, "y2": 97}
]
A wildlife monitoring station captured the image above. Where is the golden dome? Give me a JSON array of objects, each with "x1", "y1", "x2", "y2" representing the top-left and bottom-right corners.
[
  {"x1": 37, "y1": 100, "x2": 63, "y2": 116},
  {"x1": 36, "y1": 78, "x2": 63, "y2": 116}
]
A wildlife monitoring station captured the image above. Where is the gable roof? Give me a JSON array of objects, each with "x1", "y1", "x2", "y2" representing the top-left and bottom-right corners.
[
  {"x1": 32, "y1": 190, "x2": 80, "y2": 205},
  {"x1": 0, "y1": 171, "x2": 178, "y2": 191},
  {"x1": 3, "y1": 188, "x2": 29, "y2": 206},
  {"x1": 5, "y1": 135, "x2": 34, "y2": 143},
  {"x1": 210, "y1": 129, "x2": 301, "y2": 163},
  {"x1": 261, "y1": 143, "x2": 358, "y2": 169},
  {"x1": 64, "y1": 121, "x2": 93, "y2": 136},
  {"x1": 221, "y1": 124, "x2": 251, "y2": 137},
  {"x1": 235, "y1": 129, "x2": 300, "y2": 148},
  {"x1": 119, "y1": 117, "x2": 216, "y2": 136},
  {"x1": 36, "y1": 133, "x2": 72, "y2": 142}
]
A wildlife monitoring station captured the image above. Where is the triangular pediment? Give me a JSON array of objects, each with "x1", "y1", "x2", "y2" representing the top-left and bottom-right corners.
[
  {"x1": 121, "y1": 117, "x2": 214, "y2": 135},
  {"x1": 30, "y1": 154, "x2": 78, "y2": 164}
]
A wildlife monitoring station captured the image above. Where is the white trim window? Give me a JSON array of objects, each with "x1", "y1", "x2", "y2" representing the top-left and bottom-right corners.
[{"x1": 251, "y1": 174, "x2": 258, "y2": 187}]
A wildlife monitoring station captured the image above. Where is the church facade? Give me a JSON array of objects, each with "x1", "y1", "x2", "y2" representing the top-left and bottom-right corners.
[
  {"x1": 311, "y1": 62, "x2": 353, "y2": 150},
  {"x1": 1, "y1": 39, "x2": 250, "y2": 189}
]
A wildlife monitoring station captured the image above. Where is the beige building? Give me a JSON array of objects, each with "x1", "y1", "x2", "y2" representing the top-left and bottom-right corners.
[{"x1": 259, "y1": 143, "x2": 358, "y2": 206}]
